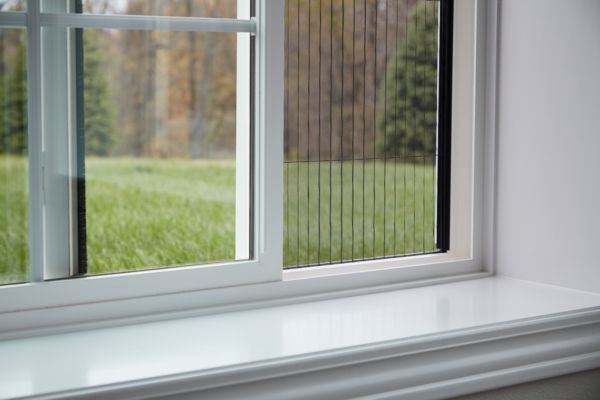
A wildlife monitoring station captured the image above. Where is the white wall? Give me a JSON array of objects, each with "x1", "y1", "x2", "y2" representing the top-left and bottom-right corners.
[{"x1": 495, "y1": 0, "x2": 600, "y2": 293}]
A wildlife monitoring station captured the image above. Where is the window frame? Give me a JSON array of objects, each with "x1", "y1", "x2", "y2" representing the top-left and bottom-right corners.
[
  {"x1": 0, "y1": 0, "x2": 283, "y2": 312},
  {"x1": 0, "y1": 0, "x2": 496, "y2": 334},
  {"x1": 283, "y1": 0, "x2": 485, "y2": 281}
]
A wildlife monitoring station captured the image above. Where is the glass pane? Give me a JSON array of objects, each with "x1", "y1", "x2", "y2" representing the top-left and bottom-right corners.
[
  {"x1": 82, "y1": 0, "x2": 239, "y2": 19},
  {"x1": 283, "y1": 0, "x2": 441, "y2": 267},
  {"x1": 73, "y1": 28, "x2": 248, "y2": 275},
  {"x1": 0, "y1": 29, "x2": 27, "y2": 285},
  {"x1": 0, "y1": 0, "x2": 26, "y2": 12}
]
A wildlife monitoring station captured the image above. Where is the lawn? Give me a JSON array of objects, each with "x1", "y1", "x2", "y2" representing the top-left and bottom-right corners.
[
  {"x1": 284, "y1": 160, "x2": 437, "y2": 267},
  {"x1": 0, "y1": 156, "x2": 28, "y2": 284},
  {"x1": 85, "y1": 158, "x2": 237, "y2": 274},
  {"x1": 0, "y1": 156, "x2": 438, "y2": 283}
]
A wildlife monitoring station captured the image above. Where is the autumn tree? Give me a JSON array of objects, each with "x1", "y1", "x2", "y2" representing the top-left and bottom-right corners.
[
  {"x1": 0, "y1": 28, "x2": 116, "y2": 156},
  {"x1": 283, "y1": 0, "x2": 420, "y2": 161},
  {"x1": 378, "y1": 2, "x2": 438, "y2": 157},
  {"x1": 81, "y1": 0, "x2": 238, "y2": 158}
]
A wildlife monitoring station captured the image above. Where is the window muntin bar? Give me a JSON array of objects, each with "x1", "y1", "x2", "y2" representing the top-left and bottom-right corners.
[
  {"x1": 39, "y1": 13, "x2": 256, "y2": 33},
  {"x1": 82, "y1": 0, "x2": 239, "y2": 19},
  {"x1": 0, "y1": 13, "x2": 26, "y2": 27}
]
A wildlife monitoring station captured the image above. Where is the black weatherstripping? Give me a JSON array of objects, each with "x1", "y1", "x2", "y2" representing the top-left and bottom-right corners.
[
  {"x1": 436, "y1": 0, "x2": 453, "y2": 252},
  {"x1": 75, "y1": 0, "x2": 87, "y2": 275},
  {"x1": 249, "y1": 0, "x2": 256, "y2": 260}
]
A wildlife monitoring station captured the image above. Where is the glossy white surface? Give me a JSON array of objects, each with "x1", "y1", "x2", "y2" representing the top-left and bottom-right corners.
[{"x1": 1, "y1": 277, "x2": 600, "y2": 399}]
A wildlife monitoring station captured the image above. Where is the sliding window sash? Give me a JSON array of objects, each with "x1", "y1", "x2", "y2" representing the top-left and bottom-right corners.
[
  {"x1": 24, "y1": 0, "x2": 260, "y2": 281},
  {"x1": 40, "y1": 0, "x2": 78, "y2": 279}
]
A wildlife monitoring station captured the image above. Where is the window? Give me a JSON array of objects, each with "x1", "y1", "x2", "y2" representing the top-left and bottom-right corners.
[
  {"x1": 283, "y1": 0, "x2": 453, "y2": 268},
  {"x1": 0, "y1": 0, "x2": 263, "y2": 284},
  {"x1": 0, "y1": 0, "x2": 484, "y2": 327}
]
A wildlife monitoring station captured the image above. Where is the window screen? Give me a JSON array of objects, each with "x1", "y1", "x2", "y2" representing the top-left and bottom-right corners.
[{"x1": 283, "y1": 0, "x2": 453, "y2": 268}]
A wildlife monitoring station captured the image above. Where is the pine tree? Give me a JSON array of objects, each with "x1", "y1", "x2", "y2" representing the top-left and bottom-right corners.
[
  {"x1": 2, "y1": 36, "x2": 27, "y2": 155},
  {"x1": 83, "y1": 29, "x2": 116, "y2": 156},
  {"x1": 2, "y1": 38, "x2": 27, "y2": 154},
  {"x1": 378, "y1": 3, "x2": 438, "y2": 157},
  {"x1": 0, "y1": 33, "x2": 6, "y2": 154}
]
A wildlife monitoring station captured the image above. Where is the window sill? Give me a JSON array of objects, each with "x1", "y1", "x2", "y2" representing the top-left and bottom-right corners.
[{"x1": 1, "y1": 276, "x2": 600, "y2": 400}]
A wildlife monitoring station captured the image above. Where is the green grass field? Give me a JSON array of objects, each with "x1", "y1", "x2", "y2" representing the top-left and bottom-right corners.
[
  {"x1": 0, "y1": 156, "x2": 28, "y2": 284},
  {"x1": 284, "y1": 160, "x2": 437, "y2": 267},
  {"x1": 85, "y1": 158, "x2": 237, "y2": 274},
  {"x1": 1, "y1": 156, "x2": 437, "y2": 283}
]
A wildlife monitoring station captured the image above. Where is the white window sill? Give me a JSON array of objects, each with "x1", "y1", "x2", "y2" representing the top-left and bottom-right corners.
[{"x1": 1, "y1": 276, "x2": 600, "y2": 400}]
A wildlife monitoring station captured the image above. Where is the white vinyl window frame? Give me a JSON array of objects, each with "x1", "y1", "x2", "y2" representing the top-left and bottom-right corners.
[
  {"x1": 0, "y1": 0, "x2": 497, "y2": 333},
  {"x1": 283, "y1": 0, "x2": 489, "y2": 281},
  {"x1": 0, "y1": 0, "x2": 283, "y2": 311}
]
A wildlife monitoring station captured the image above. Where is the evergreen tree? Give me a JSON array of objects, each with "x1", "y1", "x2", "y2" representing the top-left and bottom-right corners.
[
  {"x1": 378, "y1": 3, "x2": 438, "y2": 157},
  {"x1": 0, "y1": 34, "x2": 6, "y2": 154},
  {"x1": 83, "y1": 30, "x2": 115, "y2": 156},
  {"x1": 0, "y1": 30, "x2": 115, "y2": 156},
  {"x1": 1, "y1": 34, "x2": 27, "y2": 155}
]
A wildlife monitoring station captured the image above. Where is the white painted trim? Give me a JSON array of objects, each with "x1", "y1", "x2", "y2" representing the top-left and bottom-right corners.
[
  {"x1": 40, "y1": 0, "x2": 75, "y2": 280},
  {"x1": 253, "y1": 0, "x2": 284, "y2": 275},
  {"x1": 481, "y1": 0, "x2": 500, "y2": 273},
  {"x1": 38, "y1": 13, "x2": 256, "y2": 33},
  {"x1": 361, "y1": 353, "x2": 600, "y2": 400},
  {"x1": 284, "y1": 252, "x2": 472, "y2": 280},
  {"x1": 234, "y1": 0, "x2": 251, "y2": 261},
  {"x1": 11, "y1": 307, "x2": 600, "y2": 399},
  {"x1": 26, "y1": 0, "x2": 44, "y2": 283},
  {"x1": 449, "y1": 0, "x2": 477, "y2": 262}
]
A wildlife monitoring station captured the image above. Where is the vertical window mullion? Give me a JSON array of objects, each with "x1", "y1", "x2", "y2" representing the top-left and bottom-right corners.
[
  {"x1": 235, "y1": 0, "x2": 252, "y2": 261},
  {"x1": 39, "y1": 0, "x2": 77, "y2": 279},
  {"x1": 26, "y1": 0, "x2": 43, "y2": 282},
  {"x1": 255, "y1": 0, "x2": 283, "y2": 276}
]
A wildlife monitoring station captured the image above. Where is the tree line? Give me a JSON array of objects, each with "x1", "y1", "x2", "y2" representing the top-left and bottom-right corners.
[
  {"x1": 285, "y1": 0, "x2": 437, "y2": 162},
  {"x1": 1, "y1": 0, "x2": 237, "y2": 159},
  {"x1": 1, "y1": 0, "x2": 437, "y2": 160}
]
